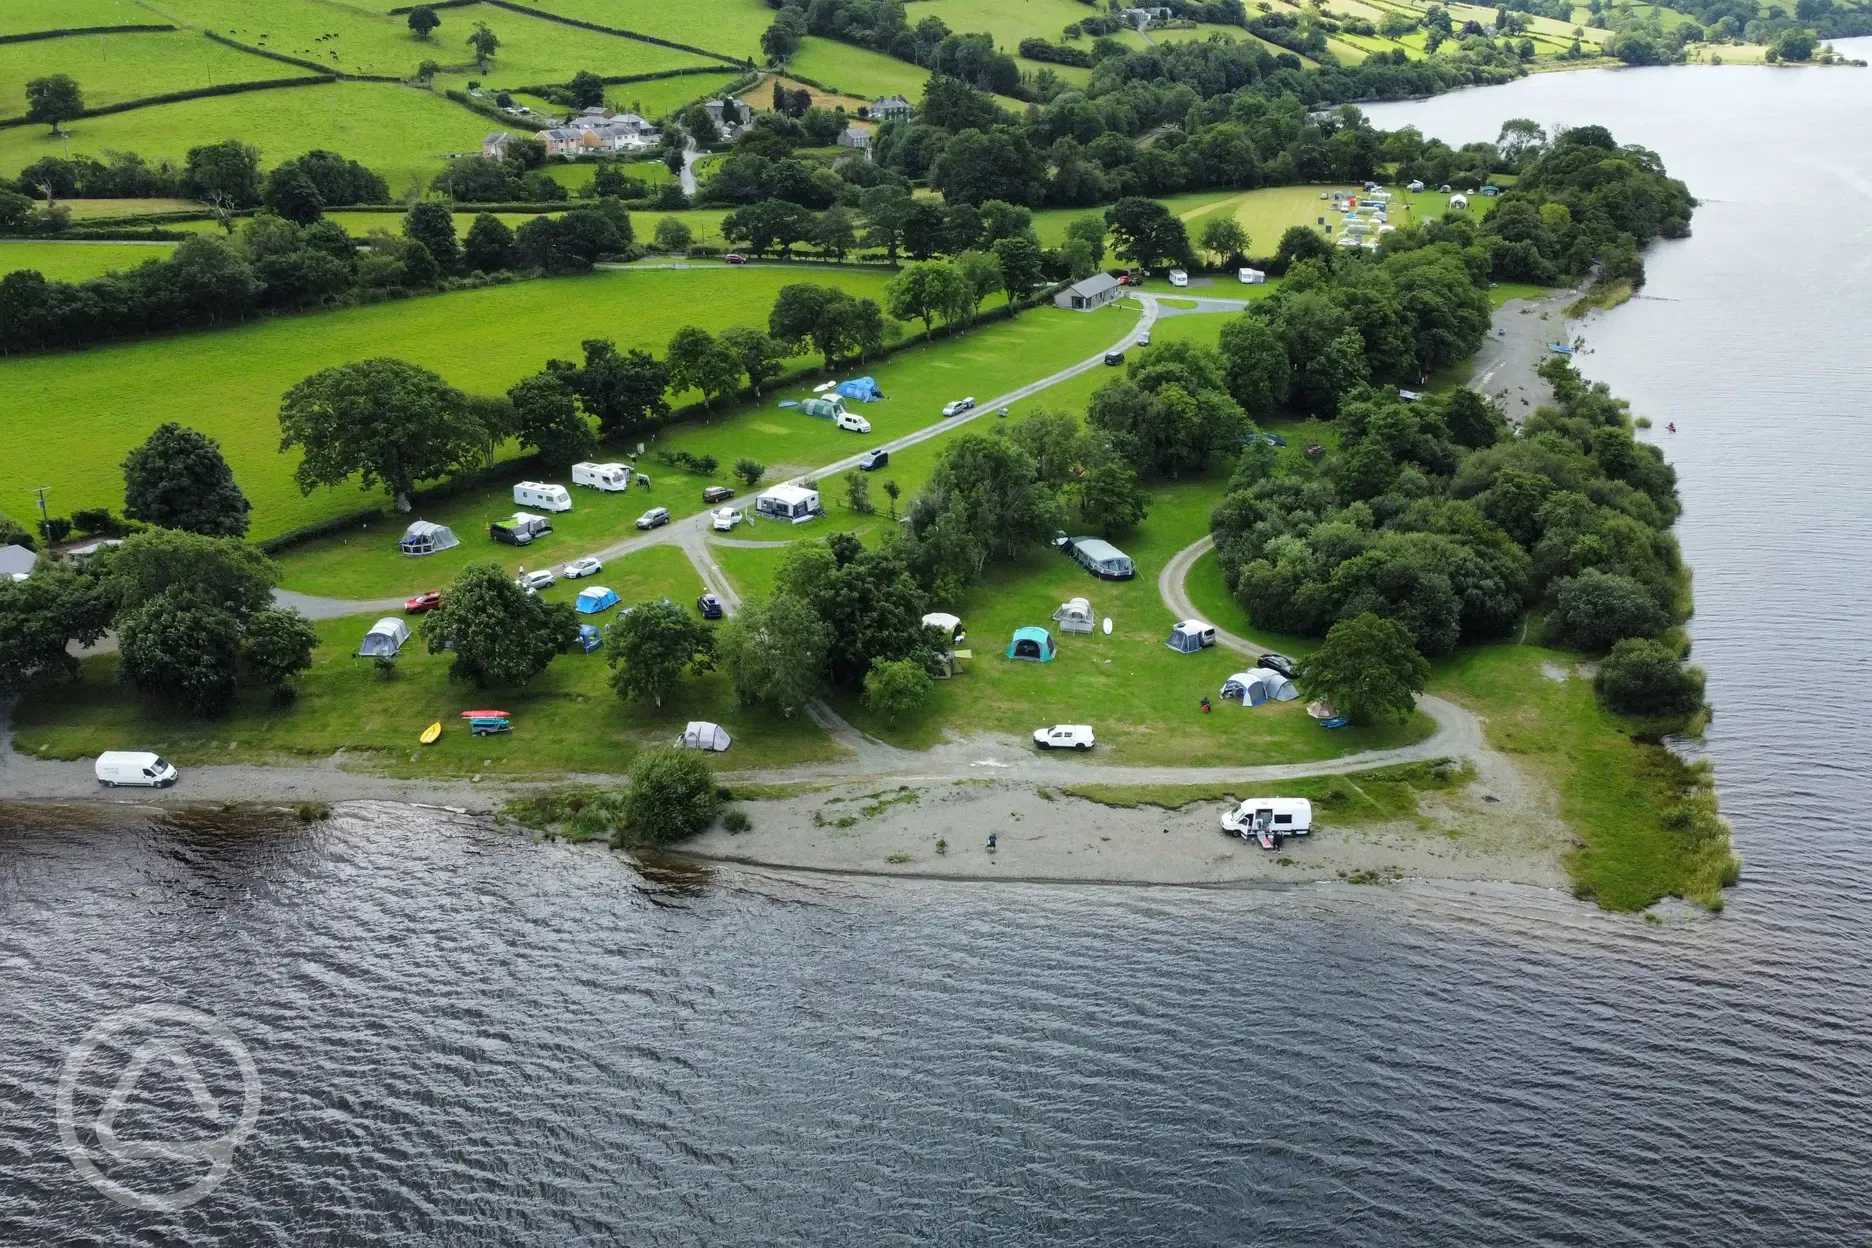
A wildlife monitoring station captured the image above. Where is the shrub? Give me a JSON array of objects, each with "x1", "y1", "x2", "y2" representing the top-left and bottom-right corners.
[
  {"x1": 733, "y1": 457, "x2": 766, "y2": 487},
  {"x1": 863, "y1": 656, "x2": 934, "y2": 723},
  {"x1": 38, "y1": 516, "x2": 72, "y2": 543},
  {"x1": 1544, "y1": 570, "x2": 1669, "y2": 652},
  {"x1": 1596, "y1": 637, "x2": 1705, "y2": 718},
  {"x1": 623, "y1": 747, "x2": 720, "y2": 844},
  {"x1": 71, "y1": 507, "x2": 121, "y2": 536},
  {"x1": 722, "y1": 808, "x2": 752, "y2": 833}
]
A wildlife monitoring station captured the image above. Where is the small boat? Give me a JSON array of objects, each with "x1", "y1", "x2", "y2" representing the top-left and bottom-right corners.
[
  {"x1": 459, "y1": 709, "x2": 509, "y2": 719},
  {"x1": 1321, "y1": 716, "x2": 1350, "y2": 730},
  {"x1": 777, "y1": 399, "x2": 799, "y2": 408},
  {"x1": 419, "y1": 721, "x2": 442, "y2": 745},
  {"x1": 1666, "y1": 422, "x2": 1677, "y2": 433},
  {"x1": 1547, "y1": 343, "x2": 1574, "y2": 355},
  {"x1": 812, "y1": 380, "x2": 838, "y2": 393}
]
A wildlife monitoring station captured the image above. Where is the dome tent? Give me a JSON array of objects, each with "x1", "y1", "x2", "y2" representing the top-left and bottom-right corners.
[
  {"x1": 1222, "y1": 668, "x2": 1298, "y2": 705},
  {"x1": 355, "y1": 617, "x2": 411, "y2": 658},
  {"x1": 1006, "y1": 627, "x2": 1055, "y2": 662},
  {"x1": 836, "y1": 376, "x2": 883, "y2": 402},
  {"x1": 575, "y1": 585, "x2": 620, "y2": 614},
  {"x1": 678, "y1": 721, "x2": 732, "y2": 751}
]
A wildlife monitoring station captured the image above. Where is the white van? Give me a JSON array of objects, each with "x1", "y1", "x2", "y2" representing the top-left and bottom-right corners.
[
  {"x1": 572, "y1": 462, "x2": 630, "y2": 492},
  {"x1": 513, "y1": 481, "x2": 573, "y2": 512},
  {"x1": 1168, "y1": 268, "x2": 1189, "y2": 287},
  {"x1": 834, "y1": 411, "x2": 872, "y2": 434},
  {"x1": 96, "y1": 751, "x2": 178, "y2": 788}
]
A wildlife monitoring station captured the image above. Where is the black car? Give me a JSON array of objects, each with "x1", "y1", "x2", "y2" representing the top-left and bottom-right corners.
[
  {"x1": 697, "y1": 593, "x2": 724, "y2": 620},
  {"x1": 1103, "y1": 350, "x2": 1125, "y2": 366},
  {"x1": 702, "y1": 485, "x2": 735, "y2": 504},
  {"x1": 859, "y1": 448, "x2": 888, "y2": 471},
  {"x1": 1257, "y1": 653, "x2": 1297, "y2": 679}
]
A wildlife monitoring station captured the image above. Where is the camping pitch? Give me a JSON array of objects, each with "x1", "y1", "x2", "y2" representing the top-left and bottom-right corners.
[
  {"x1": 356, "y1": 617, "x2": 411, "y2": 658},
  {"x1": 1006, "y1": 627, "x2": 1056, "y2": 662}
]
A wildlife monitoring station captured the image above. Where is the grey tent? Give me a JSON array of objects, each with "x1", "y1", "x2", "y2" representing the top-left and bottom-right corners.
[
  {"x1": 0, "y1": 544, "x2": 36, "y2": 579},
  {"x1": 399, "y1": 520, "x2": 460, "y2": 556},
  {"x1": 356, "y1": 617, "x2": 412, "y2": 658},
  {"x1": 1166, "y1": 619, "x2": 1214, "y2": 653},
  {"x1": 678, "y1": 721, "x2": 732, "y2": 752}
]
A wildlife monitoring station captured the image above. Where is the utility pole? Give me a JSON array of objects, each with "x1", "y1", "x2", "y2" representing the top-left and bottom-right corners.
[{"x1": 30, "y1": 486, "x2": 51, "y2": 541}]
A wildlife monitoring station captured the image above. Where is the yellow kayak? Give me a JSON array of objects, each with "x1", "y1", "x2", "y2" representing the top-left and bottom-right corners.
[{"x1": 419, "y1": 721, "x2": 442, "y2": 745}]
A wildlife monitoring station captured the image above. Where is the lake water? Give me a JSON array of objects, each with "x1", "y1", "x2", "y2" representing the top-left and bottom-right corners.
[{"x1": 6, "y1": 55, "x2": 1872, "y2": 1245}]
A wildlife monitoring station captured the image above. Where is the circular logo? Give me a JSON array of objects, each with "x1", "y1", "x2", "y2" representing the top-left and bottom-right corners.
[{"x1": 55, "y1": 1004, "x2": 261, "y2": 1212}]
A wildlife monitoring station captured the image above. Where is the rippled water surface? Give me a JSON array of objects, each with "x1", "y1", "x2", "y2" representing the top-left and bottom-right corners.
[{"x1": 6, "y1": 57, "x2": 1872, "y2": 1245}]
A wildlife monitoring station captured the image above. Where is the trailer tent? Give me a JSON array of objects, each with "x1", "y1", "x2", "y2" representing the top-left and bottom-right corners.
[
  {"x1": 399, "y1": 521, "x2": 459, "y2": 556},
  {"x1": 1051, "y1": 597, "x2": 1096, "y2": 634},
  {"x1": 575, "y1": 585, "x2": 620, "y2": 614},
  {"x1": 922, "y1": 611, "x2": 965, "y2": 644},
  {"x1": 1166, "y1": 620, "x2": 1215, "y2": 653},
  {"x1": 1006, "y1": 627, "x2": 1056, "y2": 662},
  {"x1": 678, "y1": 721, "x2": 732, "y2": 751},
  {"x1": 356, "y1": 617, "x2": 411, "y2": 658},
  {"x1": 756, "y1": 484, "x2": 821, "y2": 522},
  {"x1": 836, "y1": 376, "x2": 883, "y2": 402}
]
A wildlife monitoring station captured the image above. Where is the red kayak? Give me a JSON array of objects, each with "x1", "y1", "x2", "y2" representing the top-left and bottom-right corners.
[{"x1": 459, "y1": 709, "x2": 510, "y2": 720}]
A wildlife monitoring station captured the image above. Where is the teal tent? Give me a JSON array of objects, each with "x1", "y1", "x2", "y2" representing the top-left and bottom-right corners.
[{"x1": 1006, "y1": 627, "x2": 1055, "y2": 662}]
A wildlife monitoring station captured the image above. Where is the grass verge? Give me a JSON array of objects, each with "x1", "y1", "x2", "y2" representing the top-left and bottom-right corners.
[{"x1": 1060, "y1": 758, "x2": 1471, "y2": 823}]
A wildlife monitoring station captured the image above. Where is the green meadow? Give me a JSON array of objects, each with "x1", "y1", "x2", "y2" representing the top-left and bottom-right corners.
[
  {"x1": 0, "y1": 31, "x2": 316, "y2": 117},
  {"x1": 0, "y1": 265, "x2": 893, "y2": 540},
  {"x1": 511, "y1": 0, "x2": 774, "y2": 61},
  {"x1": 0, "y1": 0, "x2": 150, "y2": 37},
  {"x1": 785, "y1": 38, "x2": 938, "y2": 104},
  {"x1": 0, "y1": 240, "x2": 176, "y2": 281}
]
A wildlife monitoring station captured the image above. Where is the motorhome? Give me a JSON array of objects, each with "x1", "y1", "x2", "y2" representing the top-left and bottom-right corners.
[
  {"x1": 572, "y1": 462, "x2": 630, "y2": 491},
  {"x1": 1221, "y1": 797, "x2": 1313, "y2": 840},
  {"x1": 513, "y1": 481, "x2": 573, "y2": 512}
]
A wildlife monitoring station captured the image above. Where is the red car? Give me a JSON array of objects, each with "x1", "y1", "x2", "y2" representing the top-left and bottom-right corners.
[
  {"x1": 724, "y1": 253, "x2": 748, "y2": 265},
  {"x1": 404, "y1": 590, "x2": 443, "y2": 613}
]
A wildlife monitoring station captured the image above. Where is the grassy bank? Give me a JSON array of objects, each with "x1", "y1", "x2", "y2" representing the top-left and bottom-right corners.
[{"x1": 1061, "y1": 758, "x2": 1471, "y2": 821}]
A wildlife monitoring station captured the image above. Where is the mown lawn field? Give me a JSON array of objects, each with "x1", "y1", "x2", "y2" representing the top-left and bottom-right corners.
[
  {"x1": 0, "y1": 31, "x2": 317, "y2": 117},
  {"x1": 504, "y1": 0, "x2": 774, "y2": 62},
  {"x1": 828, "y1": 474, "x2": 1436, "y2": 766},
  {"x1": 270, "y1": 302, "x2": 1122, "y2": 596},
  {"x1": 786, "y1": 38, "x2": 939, "y2": 104},
  {"x1": 0, "y1": 239, "x2": 176, "y2": 281},
  {"x1": 10, "y1": 544, "x2": 850, "y2": 777},
  {"x1": 0, "y1": 265, "x2": 894, "y2": 541},
  {"x1": 0, "y1": 80, "x2": 493, "y2": 193},
  {"x1": 0, "y1": 0, "x2": 150, "y2": 36}
]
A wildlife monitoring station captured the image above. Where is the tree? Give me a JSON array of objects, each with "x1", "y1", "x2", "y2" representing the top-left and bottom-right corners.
[
  {"x1": 0, "y1": 566, "x2": 114, "y2": 695},
  {"x1": 654, "y1": 216, "x2": 693, "y2": 253},
  {"x1": 863, "y1": 656, "x2": 933, "y2": 724},
  {"x1": 718, "y1": 594, "x2": 829, "y2": 717},
  {"x1": 416, "y1": 59, "x2": 441, "y2": 83},
  {"x1": 1298, "y1": 612, "x2": 1429, "y2": 725},
  {"x1": 566, "y1": 70, "x2": 606, "y2": 110},
  {"x1": 718, "y1": 326, "x2": 785, "y2": 397},
  {"x1": 118, "y1": 589, "x2": 246, "y2": 715},
  {"x1": 814, "y1": 205, "x2": 857, "y2": 261},
  {"x1": 606, "y1": 599, "x2": 716, "y2": 708},
  {"x1": 467, "y1": 21, "x2": 500, "y2": 69},
  {"x1": 1074, "y1": 459, "x2": 1150, "y2": 537},
  {"x1": 859, "y1": 184, "x2": 912, "y2": 263},
  {"x1": 25, "y1": 75, "x2": 82, "y2": 135},
  {"x1": 844, "y1": 470, "x2": 872, "y2": 514},
  {"x1": 107, "y1": 527, "x2": 277, "y2": 622},
  {"x1": 733, "y1": 458, "x2": 766, "y2": 487},
  {"x1": 184, "y1": 140, "x2": 263, "y2": 208},
  {"x1": 902, "y1": 199, "x2": 948, "y2": 260},
  {"x1": 1200, "y1": 217, "x2": 1250, "y2": 267},
  {"x1": 1274, "y1": 225, "x2": 1333, "y2": 271},
  {"x1": 954, "y1": 249, "x2": 1002, "y2": 314},
  {"x1": 666, "y1": 326, "x2": 742, "y2": 406},
  {"x1": 768, "y1": 282, "x2": 880, "y2": 367},
  {"x1": 1596, "y1": 637, "x2": 1704, "y2": 717},
  {"x1": 887, "y1": 259, "x2": 968, "y2": 339},
  {"x1": 121, "y1": 422, "x2": 252, "y2": 537},
  {"x1": 507, "y1": 371, "x2": 597, "y2": 469},
  {"x1": 243, "y1": 607, "x2": 319, "y2": 699},
  {"x1": 463, "y1": 212, "x2": 516, "y2": 271},
  {"x1": 554, "y1": 340, "x2": 668, "y2": 438},
  {"x1": 422, "y1": 562, "x2": 575, "y2": 687},
  {"x1": 1544, "y1": 569, "x2": 1668, "y2": 652},
  {"x1": 989, "y1": 235, "x2": 1043, "y2": 313},
  {"x1": 1064, "y1": 214, "x2": 1107, "y2": 266},
  {"x1": 681, "y1": 103, "x2": 721, "y2": 147},
  {"x1": 278, "y1": 358, "x2": 487, "y2": 512},
  {"x1": 623, "y1": 748, "x2": 719, "y2": 844},
  {"x1": 882, "y1": 479, "x2": 901, "y2": 517},
  {"x1": 762, "y1": 11, "x2": 805, "y2": 63},
  {"x1": 408, "y1": 5, "x2": 440, "y2": 39},
  {"x1": 263, "y1": 169, "x2": 324, "y2": 226},
  {"x1": 1105, "y1": 197, "x2": 1190, "y2": 269},
  {"x1": 402, "y1": 201, "x2": 460, "y2": 273},
  {"x1": 1217, "y1": 315, "x2": 1291, "y2": 418}
]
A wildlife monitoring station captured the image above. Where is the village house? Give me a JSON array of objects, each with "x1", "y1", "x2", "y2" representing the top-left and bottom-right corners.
[
  {"x1": 869, "y1": 94, "x2": 912, "y2": 123},
  {"x1": 1054, "y1": 272, "x2": 1122, "y2": 311},
  {"x1": 481, "y1": 132, "x2": 513, "y2": 161},
  {"x1": 837, "y1": 125, "x2": 872, "y2": 152}
]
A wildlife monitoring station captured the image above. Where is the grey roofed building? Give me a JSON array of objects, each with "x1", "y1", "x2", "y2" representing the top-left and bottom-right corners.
[
  {"x1": 481, "y1": 132, "x2": 512, "y2": 160},
  {"x1": 837, "y1": 126, "x2": 872, "y2": 149},
  {"x1": 1053, "y1": 272, "x2": 1122, "y2": 311},
  {"x1": 0, "y1": 544, "x2": 37, "y2": 578},
  {"x1": 870, "y1": 94, "x2": 912, "y2": 122}
]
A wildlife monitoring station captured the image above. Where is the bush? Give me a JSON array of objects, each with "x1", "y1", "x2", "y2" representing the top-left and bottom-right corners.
[
  {"x1": 1596, "y1": 637, "x2": 1705, "y2": 718},
  {"x1": 722, "y1": 808, "x2": 752, "y2": 832},
  {"x1": 1545, "y1": 570, "x2": 1670, "y2": 652},
  {"x1": 623, "y1": 747, "x2": 720, "y2": 844},
  {"x1": 39, "y1": 516, "x2": 72, "y2": 544},
  {"x1": 71, "y1": 507, "x2": 121, "y2": 536},
  {"x1": 732, "y1": 457, "x2": 766, "y2": 487}
]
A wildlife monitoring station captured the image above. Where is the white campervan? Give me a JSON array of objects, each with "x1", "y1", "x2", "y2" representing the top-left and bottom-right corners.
[
  {"x1": 572, "y1": 462, "x2": 630, "y2": 492},
  {"x1": 1221, "y1": 797, "x2": 1313, "y2": 838},
  {"x1": 513, "y1": 481, "x2": 573, "y2": 512},
  {"x1": 1168, "y1": 268, "x2": 1190, "y2": 287},
  {"x1": 95, "y1": 751, "x2": 178, "y2": 788}
]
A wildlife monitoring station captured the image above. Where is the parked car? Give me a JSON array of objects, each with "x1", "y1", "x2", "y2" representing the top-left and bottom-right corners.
[
  {"x1": 697, "y1": 593, "x2": 724, "y2": 620},
  {"x1": 859, "y1": 448, "x2": 889, "y2": 471},
  {"x1": 835, "y1": 411, "x2": 872, "y2": 434},
  {"x1": 1033, "y1": 724, "x2": 1096, "y2": 751},
  {"x1": 404, "y1": 590, "x2": 443, "y2": 614},
  {"x1": 1103, "y1": 350, "x2": 1125, "y2": 366},
  {"x1": 724, "y1": 253, "x2": 748, "y2": 264},
  {"x1": 562, "y1": 556, "x2": 602, "y2": 579},
  {"x1": 702, "y1": 485, "x2": 735, "y2": 504},
  {"x1": 1137, "y1": 331, "x2": 1151, "y2": 346},
  {"x1": 95, "y1": 751, "x2": 178, "y2": 788},
  {"x1": 941, "y1": 397, "x2": 976, "y2": 417},
  {"x1": 516, "y1": 569, "x2": 556, "y2": 591},
  {"x1": 635, "y1": 507, "x2": 670, "y2": 530},
  {"x1": 1257, "y1": 653, "x2": 1298, "y2": 679},
  {"x1": 711, "y1": 507, "x2": 740, "y2": 531}
]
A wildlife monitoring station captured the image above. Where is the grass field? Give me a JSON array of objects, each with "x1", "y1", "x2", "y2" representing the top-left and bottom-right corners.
[
  {"x1": 9, "y1": 544, "x2": 851, "y2": 777},
  {"x1": 509, "y1": 0, "x2": 774, "y2": 62},
  {"x1": 0, "y1": 81, "x2": 493, "y2": 194},
  {"x1": 601, "y1": 71, "x2": 750, "y2": 120},
  {"x1": 0, "y1": 239, "x2": 176, "y2": 281},
  {"x1": 323, "y1": 205, "x2": 734, "y2": 245},
  {"x1": 785, "y1": 38, "x2": 939, "y2": 104},
  {"x1": 0, "y1": 31, "x2": 319, "y2": 117},
  {"x1": 828, "y1": 474, "x2": 1436, "y2": 766},
  {"x1": 55, "y1": 197, "x2": 205, "y2": 219},
  {"x1": 270, "y1": 302, "x2": 1124, "y2": 595},
  {"x1": 0, "y1": 0, "x2": 152, "y2": 36},
  {"x1": 0, "y1": 265, "x2": 895, "y2": 541}
]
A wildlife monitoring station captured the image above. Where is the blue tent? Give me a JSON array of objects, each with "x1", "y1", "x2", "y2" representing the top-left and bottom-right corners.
[
  {"x1": 575, "y1": 585, "x2": 620, "y2": 614},
  {"x1": 1006, "y1": 626, "x2": 1055, "y2": 663},
  {"x1": 836, "y1": 376, "x2": 883, "y2": 402},
  {"x1": 577, "y1": 624, "x2": 603, "y2": 653}
]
